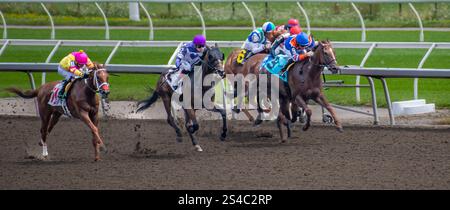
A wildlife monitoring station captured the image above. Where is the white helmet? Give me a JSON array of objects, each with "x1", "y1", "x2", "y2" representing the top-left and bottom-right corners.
[{"x1": 262, "y1": 22, "x2": 275, "y2": 33}]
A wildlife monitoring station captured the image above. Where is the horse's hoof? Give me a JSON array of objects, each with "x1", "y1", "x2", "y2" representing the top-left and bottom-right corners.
[
  {"x1": 253, "y1": 119, "x2": 263, "y2": 127},
  {"x1": 38, "y1": 142, "x2": 43, "y2": 146},
  {"x1": 94, "y1": 157, "x2": 101, "y2": 162},
  {"x1": 99, "y1": 144, "x2": 108, "y2": 153},
  {"x1": 248, "y1": 117, "x2": 255, "y2": 122},
  {"x1": 220, "y1": 134, "x2": 226, "y2": 141},
  {"x1": 302, "y1": 125, "x2": 310, "y2": 131},
  {"x1": 176, "y1": 136, "x2": 183, "y2": 143},
  {"x1": 337, "y1": 127, "x2": 344, "y2": 133},
  {"x1": 280, "y1": 139, "x2": 287, "y2": 144},
  {"x1": 194, "y1": 145, "x2": 203, "y2": 152}
]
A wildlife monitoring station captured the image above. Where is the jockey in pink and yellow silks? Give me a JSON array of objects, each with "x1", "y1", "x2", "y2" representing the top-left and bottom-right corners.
[{"x1": 57, "y1": 50, "x2": 94, "y2": 98}]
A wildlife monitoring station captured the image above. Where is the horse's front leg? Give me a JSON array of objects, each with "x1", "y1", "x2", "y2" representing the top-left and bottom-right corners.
[
  {"x1": 315, "y1": 94, "x2": 343, "y2": 132},
  {"x1": 295, "y1": 95, "x2": 311, "y2": 131},
  {"x1": 90, "y1": 111, "x2": 107, "y2": 152},
  {"x1": 208, "y1": 107, "x2": 228, "y2": 141},
  {"x1": 184, "y1": 109, "x2": 202, "y2": 152},
  {"x1": 79, "y1": 110, "x2": 102, "y2": 161}
]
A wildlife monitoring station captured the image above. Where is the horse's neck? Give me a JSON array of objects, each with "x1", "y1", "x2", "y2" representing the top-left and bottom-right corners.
[{"x1": 307, "y1": 53, "x2": 324, "y2": 80}]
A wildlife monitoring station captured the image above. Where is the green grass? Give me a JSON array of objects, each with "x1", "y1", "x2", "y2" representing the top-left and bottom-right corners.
[
  {"x1": 0, "y1": 29, "x2": 449, "y2": 107},
  {"x1": 1, "y1": 2, "x2": 449, "y2": 27}
]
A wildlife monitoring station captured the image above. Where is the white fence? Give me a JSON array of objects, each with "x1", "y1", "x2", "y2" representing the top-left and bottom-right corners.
[
  {"x1": 1, "y1": 39, "x2": 450, "y2": 125},
  {"x1": 1, "y1": 0, "x2": 449, "y2": 41}
]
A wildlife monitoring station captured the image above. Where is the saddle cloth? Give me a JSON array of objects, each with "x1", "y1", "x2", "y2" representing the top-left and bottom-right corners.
[
  {"x1": 48, "y1": 82, "x2": 64, "y2": 106},
  {"x1": 261, "y1": 54, "x2": 290, "y2": 82},
  {"x1": 165, "y1": 68, "x2": 183, "y2": 94},
  {"x1": 48, "y1": 82, "x2": 72, "y2": 117}
]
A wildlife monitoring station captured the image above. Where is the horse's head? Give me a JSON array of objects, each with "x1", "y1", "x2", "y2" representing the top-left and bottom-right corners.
[
  {"x1": 202, "y1": 43, "x2": 225, "y2": 78},
  {"x1": 314, "y1": 40, "x2": 340, "y2": 74},
  {"x1": 88, "y1": 63, "x2": 110, "y2": 99}
]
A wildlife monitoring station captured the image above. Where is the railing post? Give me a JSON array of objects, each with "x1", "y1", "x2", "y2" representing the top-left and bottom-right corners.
[
  {"x1": 356, "y1": 43, "x2": 377, "y2": 103},
  {"x1": 0, "y1": 39, "x2": 10, "y2": 56},
  {"x1": 42, "y1": 40, "x2": 62, "y2": 85},
  {"x1": 241, "y1": 2, "x2": 256, "y2": 30},
  {"x1": 366, "y1": 76, "x2": 379, "y2": 125},
  {"x1": 27, "y1": 72, "x2": 40, "y2": 117},
  {"x1": 105, "y1": 41, "x2": 122, "y2": 65},
  {"x1": 351, "y1": 2, "x2": 366, "y2": 42},
  {"x1": 296, "y1": 2, "x2": 311, "y2": 35},
  {"x1": 95, "y1": 2, "x2": 110, "y2": 40},
  {"x1": 191, "y1": 2, "x2": 206, "y2": 37},
  {"x1": 414, "y1": 43, "x2": 436, "y2": 99},
  {"x1": 40, "y1": 3, "x2": 55, "y2": 40},
  {"x1": 408, "y1": 3, "x2": 424, "y2": 42},
  {"x1": 139, "y1": 2, "x2": 154, "y2": 40},
  {"x1": 0, "y1": 10, "x2": 7, "y2": 39},
  {"x1": 380, "y1": 78, "x2": 395, "y2": 125}
]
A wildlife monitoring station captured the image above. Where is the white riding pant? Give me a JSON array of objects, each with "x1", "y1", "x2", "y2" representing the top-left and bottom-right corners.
[
  {"x1": 243, "y1": 41, "x2": 265, "y2": 54},
  {"x1": 57, "y1": 65, "x2": 74, "y2": 80}
]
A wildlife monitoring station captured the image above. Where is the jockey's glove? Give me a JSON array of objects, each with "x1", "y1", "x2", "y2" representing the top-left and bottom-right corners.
[
  {"x1": 265, "y1": 43, "x2": 271, "y2": 49},
  {"x1": 306, "y1": 51, "x2": 314, "y2": 57},
  {"x1": 73, "y1": 69, "x2": 84, "y2": 77}
]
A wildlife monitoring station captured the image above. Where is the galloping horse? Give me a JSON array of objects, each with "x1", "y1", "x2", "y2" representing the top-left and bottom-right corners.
[
  {"x1": 7, "y1": 63, "x2": 110, "y2": 161},
  {"x1": 224, "y1": 30, "x2": 283, "y2": 121},
  {"x1": 276, "y1": 40, "x2": 342, "y2": 141},
  {"x1": 137, "y1": 45, "x2": 226, "y2": 152}
]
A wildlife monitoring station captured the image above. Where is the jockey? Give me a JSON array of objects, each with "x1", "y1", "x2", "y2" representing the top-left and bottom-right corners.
[
  {"x1": 170, "y1": 34, "x2": 206, "y2": 91},
  {"x1": 284, "y1": 32, "x2": 316, "y2": 63},
  {"x1": 284, "y1": 18, "x2": 300, "y2": 31},
  {"x1": 269, "y1": 26, "x2": 302, "y2": 57},
  {"x1": 241, "y1": 21, "x2": 276, "y2": 63},
  {"x1": 57, "y1": 50, "x2": 94, "y2": 98},
  {"x1": 268, "y1": 32, "x2": 315, "y2": 75}
]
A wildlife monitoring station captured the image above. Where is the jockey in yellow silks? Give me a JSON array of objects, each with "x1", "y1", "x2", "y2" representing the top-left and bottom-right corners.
[{"x1": 57, "y1": 50, "x2": 94, "y2": 98}]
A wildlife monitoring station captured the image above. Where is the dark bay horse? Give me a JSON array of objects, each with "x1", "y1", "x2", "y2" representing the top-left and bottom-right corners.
[
  {"x1": 136, "y1": 45, "x2": 226, "y2": 152},
  {"x1": 224, "y1": 30, "x2": 283, "y2": 121},
  {"x1": 282, "y1": 40, "x2": 342, "y2": 139},
  {"x1": 6, "y1": 63, "x2": 110, "y2": 161}
]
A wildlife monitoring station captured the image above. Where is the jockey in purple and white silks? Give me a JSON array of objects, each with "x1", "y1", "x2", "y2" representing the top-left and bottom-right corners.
[{"x1": 170, "y1": 34, "x2": 206, "y2": 91}]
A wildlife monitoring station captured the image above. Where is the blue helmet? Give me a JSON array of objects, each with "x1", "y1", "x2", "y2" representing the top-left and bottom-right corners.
[
  {"x1": 295, "y1": 32, "x2": 311, "y2": 47},
  {"x1": 262, "y1": 22, "x2": 275, "y2": 33}
]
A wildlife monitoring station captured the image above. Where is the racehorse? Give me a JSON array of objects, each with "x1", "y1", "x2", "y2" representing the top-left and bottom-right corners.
[
  {"x1": 6, "y1": 63, "x2": 110, "y2": 161},
  {"x1": 274, "y1": 40, "x2": 343, "y2": 141},
  {"x1": 224, "y1": 30, "x2": 284, "y2": 121},
  {"x1": 136, "y1": 45, "x2": 226, "y2": 152}
]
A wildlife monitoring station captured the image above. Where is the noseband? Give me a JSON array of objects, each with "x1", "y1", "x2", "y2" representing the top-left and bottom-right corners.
[{"x1": 84, "y1": 68, "x2": 109, "y2": 93}]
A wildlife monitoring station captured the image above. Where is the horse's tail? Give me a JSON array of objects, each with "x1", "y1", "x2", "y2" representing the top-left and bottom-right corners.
[
  {"x1": 136, "y1": 91, "x2": 159, "y2": 113},
  {"x1": 5, "y1": 87, "x2": 38, "y2": 99}
]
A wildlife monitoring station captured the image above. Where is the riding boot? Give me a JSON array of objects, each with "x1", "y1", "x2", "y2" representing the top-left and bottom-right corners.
[
  {"x1": 242, "y1": 52, "x2": 254, "y2": 64},
  {"x1": 58, "y1": 79, "x2": 70, "y2": 99}
]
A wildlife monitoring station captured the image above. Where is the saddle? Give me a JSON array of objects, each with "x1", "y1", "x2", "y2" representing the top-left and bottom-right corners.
[{"x1": 236, "y1": 49, "x2": 250, "y2": 65}]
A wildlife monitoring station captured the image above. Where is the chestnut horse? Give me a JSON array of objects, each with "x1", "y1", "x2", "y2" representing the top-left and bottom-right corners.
[
  {"x1": 224, "y1": 30, "x2": 283, "y2": 121},
  {"x1": 7, "y1": 63, "x2": 110, "y2": 161},
  {"x1": 263, "y1": 40, "x2": 343, "y2": 141}
]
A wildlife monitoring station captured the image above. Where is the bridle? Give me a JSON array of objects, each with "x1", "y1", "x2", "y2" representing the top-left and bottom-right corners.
[
  {"x1": 84, "y1": 68, "x2": 109, "y2": 95},
  {"x1": 200, "y1": 48, "x2": 225, "y2": 77}
]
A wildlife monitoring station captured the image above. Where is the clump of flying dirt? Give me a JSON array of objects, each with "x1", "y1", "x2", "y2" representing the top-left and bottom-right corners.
[{"x1": 132, "y1": 141, "x2": 157, "y2": 156}]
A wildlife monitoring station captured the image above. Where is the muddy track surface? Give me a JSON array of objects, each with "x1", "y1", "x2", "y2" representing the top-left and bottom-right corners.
[{"x1": 0, "y1": 115, "x2": 449, "y2": 189}]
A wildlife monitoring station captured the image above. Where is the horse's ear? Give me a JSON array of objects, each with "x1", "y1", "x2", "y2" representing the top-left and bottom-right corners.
[
  {"x1": 214, "y1": 43, "x2": 218, "y2": 48},
  {"x1": 222, "y1": 52, "x2": 225, "y2": 60}
]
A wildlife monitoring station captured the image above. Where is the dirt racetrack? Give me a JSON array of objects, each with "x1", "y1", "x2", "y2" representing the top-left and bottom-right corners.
[{"x1": 0, "y1": 115, "x2": 449, "y2": 189}]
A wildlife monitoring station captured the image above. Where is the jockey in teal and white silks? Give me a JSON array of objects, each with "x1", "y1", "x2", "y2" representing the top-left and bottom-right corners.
[{"x1": 241, "y1": 22, "x2": 275, "y2": 63}]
